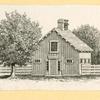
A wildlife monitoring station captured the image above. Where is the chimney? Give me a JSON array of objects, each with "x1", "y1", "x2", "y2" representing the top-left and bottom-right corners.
[
  {"x1": 57, "y1": 19, "x2": 69, "y2": 30},
  {"x1": 64, "y1": 19, "x2": 69, "y2": 30},
  {"x1": 57, "y1": 19, "x2": 64, "y2": 30}
]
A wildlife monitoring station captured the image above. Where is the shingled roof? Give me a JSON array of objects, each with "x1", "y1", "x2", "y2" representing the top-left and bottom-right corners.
[
  {"x1": 39, "y1": 28, "x2": 93, "y2": 52},
  {"x1": 55, "y1": 28, "x2": 93, "y2": 52}
]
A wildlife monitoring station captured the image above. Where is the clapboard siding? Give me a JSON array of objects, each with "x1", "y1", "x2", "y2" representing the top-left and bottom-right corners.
[{"x1": 32, "y1": 31, "x2": 79, "y2": 76}]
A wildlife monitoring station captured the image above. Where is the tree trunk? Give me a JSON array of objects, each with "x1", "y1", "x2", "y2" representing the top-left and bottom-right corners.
[{"x1": 10, "y1": 64, "x2": 16, "y2": 78}]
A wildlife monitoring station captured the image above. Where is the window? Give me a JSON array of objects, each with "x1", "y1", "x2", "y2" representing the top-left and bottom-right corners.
[
  {"x1": 35, "y1": 59, "x2": 41, "y2": 63},
  {"x1": 58, "y1": 61, "x2": 60, "y2": 71},
  {"x1": 88, "y1": 59, "x2": 91, "y2": 63},
  {"x1": 80, "y1": 59, "x2": 84, "y2": 64},
  {"x1": 84, "y1": 59, "x2": 86, "y2": 63},
  {"x1": 46, "y1": 61, "x2": 49, "y2": 71},
  {"x1": 50, "y1": 41, "x2": 58, "y2": 52},
  {"x1": 80, "y1": 59, "x2": 83, "y2": 63},
  {"x1": 67, "y1": 59, "x2": 73, "y2": 63},
  {"x1": 80, "y1": 58, "x2": 91, "y2": 64}
]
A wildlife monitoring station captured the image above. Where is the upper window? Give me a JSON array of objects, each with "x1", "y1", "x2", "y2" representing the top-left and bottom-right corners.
[
  {"x1": 88, "y1": 59, "x2": 91, "y2": 63},
  {"x1": 80, "y1": 58, "x2": 91, "y2": 64},
  {"x1": 84, "y1": 59, "x2": 86, "y2": 63},
  {"x1": 50, "y1": 41, "x2": 58, "y2": 53},
  {"x1": 80, "y1": 59, "x2": 83, "y2": 63}
]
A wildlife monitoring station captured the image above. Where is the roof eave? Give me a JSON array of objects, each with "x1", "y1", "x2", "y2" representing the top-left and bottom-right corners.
[{"x1": 79, "y1": 50, "x2": 93, "y2": 53}]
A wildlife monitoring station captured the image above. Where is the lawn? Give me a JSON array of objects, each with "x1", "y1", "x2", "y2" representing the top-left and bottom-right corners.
[{"x1": 0, "y1": 76, "x2": 100, "y2": 90}]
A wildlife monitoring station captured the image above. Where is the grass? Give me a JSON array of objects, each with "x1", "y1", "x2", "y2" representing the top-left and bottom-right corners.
[
  {"x1": 0, "y1": 73, "x2": 99, "y2": 82},
  {"x1": 13, "y1": 75, "x2": 100, "y2": 82}
]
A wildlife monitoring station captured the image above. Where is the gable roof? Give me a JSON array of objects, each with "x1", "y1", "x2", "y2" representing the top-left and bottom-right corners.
[{"x1": 39, "y1": 28, "x2": 93, "y2": 52}]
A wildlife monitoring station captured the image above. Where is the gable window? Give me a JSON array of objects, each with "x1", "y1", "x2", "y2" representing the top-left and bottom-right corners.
[
  {"x1": 67, "y1": 59, "x2": 73, "y2": 64},
  {"x1": 50, "y1": 40, "x2": 58, "y2": 53}
]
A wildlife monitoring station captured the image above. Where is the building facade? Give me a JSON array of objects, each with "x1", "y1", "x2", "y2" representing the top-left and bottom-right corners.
[{"x1": 32, "y1": 19, "x2": 93, "y2": 76}]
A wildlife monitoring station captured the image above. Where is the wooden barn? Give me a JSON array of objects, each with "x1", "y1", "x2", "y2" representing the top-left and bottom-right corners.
[{"x1": 32, "y1": 19, "x2": 93, "y2": 76}]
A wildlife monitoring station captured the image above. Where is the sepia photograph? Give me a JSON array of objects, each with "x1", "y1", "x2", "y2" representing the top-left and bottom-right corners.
[{"x1": 0, "y1": 5, "x2": 100, "y2": 90}]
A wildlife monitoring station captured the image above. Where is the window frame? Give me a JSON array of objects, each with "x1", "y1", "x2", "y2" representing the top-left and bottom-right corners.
[
  {"x1": 50, "y1": 40, "x2": 59, "y2": 53},
  {"x1": 80, "y1": 58, "x2": 91, "y2": 64},
  {"x1": 34, "y1": 59, "x2": 41, "y2": 64},
  {"x1": 80, "y1": 59, "x2": 83, "y2": 63},
  {"x1": 66, "y1": 59, "x2": 73, "y2": 64},
  {"x1": 84, "y1": 59, "x2": 87, "y2": 64},
  {"x1": 88, "y1": 59, "x2": 91, "y2": 63}
]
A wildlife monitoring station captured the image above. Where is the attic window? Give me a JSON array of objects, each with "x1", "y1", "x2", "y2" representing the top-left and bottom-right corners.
[{"x1": 50, "y1": 40, "x2": 58, "y2": 53}]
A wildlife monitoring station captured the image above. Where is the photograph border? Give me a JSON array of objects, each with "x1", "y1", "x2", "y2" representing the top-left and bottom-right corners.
[{"x1": 0, "y1": 0, "x2": 100, "y2": 100}]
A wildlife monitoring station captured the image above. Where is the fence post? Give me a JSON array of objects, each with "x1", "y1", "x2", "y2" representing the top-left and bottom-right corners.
[{"x1": 79, "y1": 64, "x2": 82, "y2": 75}]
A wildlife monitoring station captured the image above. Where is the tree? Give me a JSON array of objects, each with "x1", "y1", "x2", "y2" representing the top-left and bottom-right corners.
[
  {"x1": 73, "y1": 24, "x2": 100, "y2": 64},
  {"x1": 0, "y1": 11, "x2": 42, "y2": 77}
]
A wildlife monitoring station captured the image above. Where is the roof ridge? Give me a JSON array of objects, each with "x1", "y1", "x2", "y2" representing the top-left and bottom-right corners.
[
  {"x1": 54, "y1": 28, "x2": 93, "y2": 52},
  {"x1": 39, "y1": 27, "x2": 93, "y2": 52}
]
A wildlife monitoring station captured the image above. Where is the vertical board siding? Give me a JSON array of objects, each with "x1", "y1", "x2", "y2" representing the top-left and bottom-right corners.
[
  {"x1": 32, "y1": 63, "x2": 45, "y2": 75},
  {"x1": 61, "y1": 38, "x2": 79, "y2": 76},
  {"x1": 32, "y1": 31, "x2": 79, "y2": 76},
  {"x1": 32, "y1": 45, "x2": 46, "y2": 75}
]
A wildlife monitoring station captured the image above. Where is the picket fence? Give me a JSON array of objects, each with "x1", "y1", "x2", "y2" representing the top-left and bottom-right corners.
[
  {"x1": 81, "y1": 64, "x2": 100, "y2": 75},
  {"x1": 0, "y1": 65, "x2": 32, "y2": 76}
]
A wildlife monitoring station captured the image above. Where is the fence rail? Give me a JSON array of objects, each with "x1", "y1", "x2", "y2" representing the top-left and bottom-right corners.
[
  {"x1": 15, "y1": 66, "x2": 32, "y2": 75},
  {"x1": 1, "y1": 64, "x2": 100, "y2": 76},
  {"x1": 81, "y1": 64, "x2": 100, "y2": 75},
  {"x1": 0, "y1": 66, "x2": 11, "y2": 75},
  {"x1": 0, "y1": 65, "x2": 32, "y2": 76}
]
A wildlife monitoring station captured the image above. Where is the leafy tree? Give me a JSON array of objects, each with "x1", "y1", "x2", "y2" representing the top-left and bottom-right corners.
[
  {"x1": 0, "y1": 11, "x2": 42, "y2": 77},
  {"x1": 73, "y1": 24, "x2": 100, "y2": 64}
]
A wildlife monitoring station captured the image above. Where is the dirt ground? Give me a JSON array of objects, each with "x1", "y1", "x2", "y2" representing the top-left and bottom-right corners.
[{"x1": 0, "y1": 76, "x2": 100, "y2": 90}]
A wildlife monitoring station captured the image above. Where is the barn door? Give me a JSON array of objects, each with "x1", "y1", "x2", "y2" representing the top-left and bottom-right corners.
[{"x1": 49, "y1": 59, "x2": 58, "y2": 75}]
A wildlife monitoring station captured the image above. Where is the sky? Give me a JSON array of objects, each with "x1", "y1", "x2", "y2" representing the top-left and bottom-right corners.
[{"x1": 0, "y1": 5, "x2": 100, "y2": 35}]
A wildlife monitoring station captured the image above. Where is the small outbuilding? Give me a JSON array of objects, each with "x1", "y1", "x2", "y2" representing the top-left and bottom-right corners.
[{"x1": 32, "y1": 19, "x2": 93, "y2": 76}]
